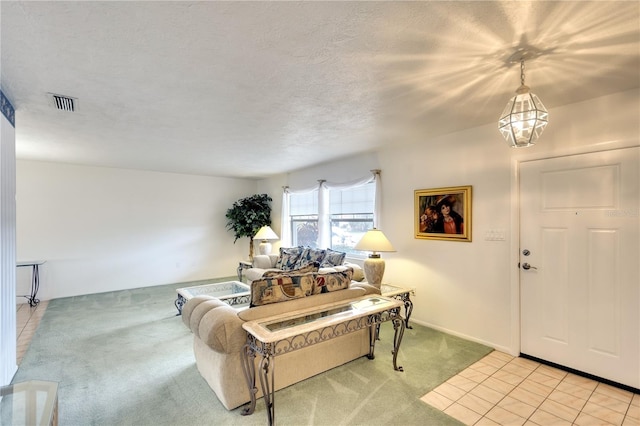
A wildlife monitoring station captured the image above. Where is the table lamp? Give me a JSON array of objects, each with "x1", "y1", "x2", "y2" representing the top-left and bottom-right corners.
[
  {"x1": 254, "y1": 226, "x2": 279, "y2": 255},
  {"x1": 354, "y1": 228, "x2": 396, "y2": 288}
]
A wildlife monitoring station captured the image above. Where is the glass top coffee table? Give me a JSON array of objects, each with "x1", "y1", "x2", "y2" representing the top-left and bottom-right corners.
[{"x1": 174, "y1": 280, "x2": 250, "y2": 315}]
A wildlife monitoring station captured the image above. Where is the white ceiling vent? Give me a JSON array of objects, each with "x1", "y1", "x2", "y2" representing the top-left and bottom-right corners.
[{"x1": 47, "y1": 93, "x2": 77, "y2": 112}]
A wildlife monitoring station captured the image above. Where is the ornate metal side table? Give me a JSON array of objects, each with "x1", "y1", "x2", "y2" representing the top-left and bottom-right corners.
[
  {"x1": 380, "y1": 284, "x2": 415, "y2": 329},
  {"x1": 16, "y1": 260, "x2": 46, "y2": 307}
]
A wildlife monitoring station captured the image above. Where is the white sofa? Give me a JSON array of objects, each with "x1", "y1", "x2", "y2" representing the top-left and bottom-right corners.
[{"x1": 182, "y1": 279, "x2": 379, "y2": 410}]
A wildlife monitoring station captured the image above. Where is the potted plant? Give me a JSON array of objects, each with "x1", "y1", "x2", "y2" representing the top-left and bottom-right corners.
[{"x1": 225, "y1": 193, "x2": 273, "y2": 260}]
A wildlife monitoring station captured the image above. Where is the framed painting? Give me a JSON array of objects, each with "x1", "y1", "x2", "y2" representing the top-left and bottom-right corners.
[{"x1": 415, "y1": 185, "x2": 472, "y2": 242}]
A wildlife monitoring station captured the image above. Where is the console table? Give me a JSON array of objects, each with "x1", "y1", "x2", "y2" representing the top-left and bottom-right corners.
[
  {"x1": 240, "y1": 295, "x2": 405, "y2": 425},
  {"x1": 16, "y1": 260, "x2": 46, "y2": 307}
]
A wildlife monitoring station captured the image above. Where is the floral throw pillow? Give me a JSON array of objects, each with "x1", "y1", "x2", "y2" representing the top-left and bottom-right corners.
[
  {"x1": 320, "y1": 249, "x2": 346, "y2": 268},
  {"x1": 250, "y1": 273, "x2": 316, "y2": 307},
  {"x1": 296, "y1": 248, "x2": 326, "y2": 268},
  {"x1": 314, "y1": 268, "x2": 353, "y2": 294},
  {"x1": 275, "y1": 246, "x2": 305, "y2": 271}
]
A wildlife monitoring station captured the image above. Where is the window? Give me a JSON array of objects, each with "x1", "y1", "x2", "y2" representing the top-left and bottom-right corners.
[
  {"x1": 289, "y1": 191, "x2": 319, "y2": 248},
  {"x1": 329, "y1": 183, "x2": 375, "y2": 256},
  {"x1": 287, "y1": 180, "x2": 376, "y2": 257}
]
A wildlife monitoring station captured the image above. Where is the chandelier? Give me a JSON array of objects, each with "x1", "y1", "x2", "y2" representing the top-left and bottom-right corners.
[{"x1": 498, "y1": 53, "x2": 548, "y2": 148}]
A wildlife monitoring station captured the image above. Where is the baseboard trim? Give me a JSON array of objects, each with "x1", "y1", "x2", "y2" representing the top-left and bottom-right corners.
[
  {"x1": 520, "y1": 353, "x2": 639, "y2": 394},
  {"x1": 411, "y1": 318, "x2": 514, "y2": 356}
]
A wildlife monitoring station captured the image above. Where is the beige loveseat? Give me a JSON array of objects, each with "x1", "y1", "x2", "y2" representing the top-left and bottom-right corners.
[{"x1": 182, "y1": 279, "x2": 379, "y2": 410}]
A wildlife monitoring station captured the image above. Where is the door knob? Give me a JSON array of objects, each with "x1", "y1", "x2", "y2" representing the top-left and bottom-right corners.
[{"x1": 522, "y1": 263, "x2": 537, "y2": 270}]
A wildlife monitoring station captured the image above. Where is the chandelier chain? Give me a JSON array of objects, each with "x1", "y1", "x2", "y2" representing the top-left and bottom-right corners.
[{"x1": 520, "y1": 60, "x2": 526, "y2": 86}]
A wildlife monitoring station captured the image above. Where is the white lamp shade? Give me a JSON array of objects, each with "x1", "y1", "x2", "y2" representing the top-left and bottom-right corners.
[
  {"x1": 354, "y1": 228, "x2": 396, "y2": 254},
  {"x1": 254, "y1": 226, "x2": 279, "y2": 241}
]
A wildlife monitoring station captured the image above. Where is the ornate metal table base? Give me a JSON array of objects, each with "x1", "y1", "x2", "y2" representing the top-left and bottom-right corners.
[
  {"x1": 174, "y1": 294, "x2": 187, "y2": 315},
  {"x1": 17, "y1": 261, "x2": 46, "y2": 307},
  {"x1": 241, "y1": 301, "x2": 405, "y2": 426},
  {"x1": 391, "y1": 292, "x2": 413, "y2": 329},
  {"x1": 237, "y1": 260, "x2": 252, "y2": 281},
  {"x1": 381, "y1": 285, "x2": 414, "y2": 329}
]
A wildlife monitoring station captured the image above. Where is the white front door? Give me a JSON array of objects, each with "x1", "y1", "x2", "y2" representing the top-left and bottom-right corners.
[{"x1": 519, "y1": 147, "x2": 639, "y2": 389}]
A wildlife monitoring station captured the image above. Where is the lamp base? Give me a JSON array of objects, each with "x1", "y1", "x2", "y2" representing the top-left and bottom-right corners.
[
  {"x1": 258, "y1": 241, "x2": 272, "y2": 256},
  {"x1": 363, "y1": 256, "x2": 385, "y2": 289}
]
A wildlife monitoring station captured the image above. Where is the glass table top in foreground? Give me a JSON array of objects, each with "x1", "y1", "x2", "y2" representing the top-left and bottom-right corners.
[
  {"x1": 260, "y1": 296, "x2": 398, "y2": 332},
  {"x1": 1, "y1": 380, "x2": 58, "y2": 426}
]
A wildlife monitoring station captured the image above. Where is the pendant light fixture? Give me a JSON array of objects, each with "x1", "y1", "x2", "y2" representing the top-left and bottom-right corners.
[{"x1": 498, "y1": 52, "x2": 548, "y2": 148}]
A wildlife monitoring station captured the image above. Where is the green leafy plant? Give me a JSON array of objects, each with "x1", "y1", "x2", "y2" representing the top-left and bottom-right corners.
[{"x1": 225, "y1": 193, "x2": 273, "y2": 259}]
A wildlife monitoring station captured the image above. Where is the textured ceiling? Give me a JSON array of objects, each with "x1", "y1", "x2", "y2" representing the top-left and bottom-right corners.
[{"x1": 1, "y1": 1, "x2": 639, "y2": 178}]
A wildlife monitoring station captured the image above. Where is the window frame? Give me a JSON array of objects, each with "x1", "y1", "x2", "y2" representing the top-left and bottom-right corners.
[{"x1": 286, "y1": 178, "x2": 377, "y2": 258}]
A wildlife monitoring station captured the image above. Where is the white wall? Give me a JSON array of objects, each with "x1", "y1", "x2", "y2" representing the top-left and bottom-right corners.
[
  {"x1": 381, "y1": 122, "x2": 514, "y2": 351},
  {"x1": 14, "y1": 88, "x2": 638, "y2": 351},
  {"x1": 16, "y1": 161, "x2": 258, "y2": 300},
  {"x1": 260, "y1": 88, "x2": 639, "y2": 354}
]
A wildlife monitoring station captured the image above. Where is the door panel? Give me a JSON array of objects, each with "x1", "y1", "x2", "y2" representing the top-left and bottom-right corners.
[
  {"x1": 541, "y1": 165, "x2": 618, "y2": 209},
  {"x1": 587, "y1": 229, "x2": 619, "y2": 357},
  {"x1": 520, "y1": 147, "x2": 639, "y2": 388},
  {"x1": 540, "y1": 228, "x2": 569, "y2": 344}
]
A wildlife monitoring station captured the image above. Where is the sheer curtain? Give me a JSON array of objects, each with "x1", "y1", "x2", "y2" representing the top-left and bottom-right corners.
[
  {"x1": 317, "y1": 180, "x2": 330, "y2": 249},
  {"x1": 280, "y1": 183, "x2": 321, "y2": 247},
  {"x1": 281, "y1": 170, "x2": 381, "y2": 248}
]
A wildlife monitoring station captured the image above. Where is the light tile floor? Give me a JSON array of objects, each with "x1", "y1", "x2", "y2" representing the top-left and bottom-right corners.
[
  {"x1": 17, "y1": 303, "x2": 640, "y2": 425},
  {"x1": 422, "y1": 351, "x2": 640, "y2": 425},
  {"x1": 16, "y1": 300, "x2": 49, "y2": 365}
]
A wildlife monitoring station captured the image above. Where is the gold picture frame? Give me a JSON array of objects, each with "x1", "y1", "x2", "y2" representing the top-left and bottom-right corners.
[{"x1": 415, "y1": 185, "x2": 472, "y2": 242}]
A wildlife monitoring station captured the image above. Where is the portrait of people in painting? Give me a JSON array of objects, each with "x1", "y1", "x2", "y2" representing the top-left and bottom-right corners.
[{"x1": 415, "y1": 186, "x2": 471, "y2": 242}]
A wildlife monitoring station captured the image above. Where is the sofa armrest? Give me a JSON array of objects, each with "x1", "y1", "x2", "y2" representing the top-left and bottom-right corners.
[
  {"x1": 183, "y1": 295, "x2": 246, "y2": 354},
  {"x1": 350, "y1": 282, "x2": 381, "y2": 296},
  {"x1": 252, "y1": 254, "x2": 278, "y2": 269},
  {"x1": 244, "y1": 267, "x2": 282, "y2": 282},
  {"x1": 182, "y1": 295, "x2": 226, "y2": 332},
  {"x1": 198, "y1": 304, "x2": 246, "y2": 354}
]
